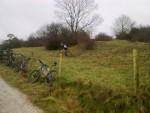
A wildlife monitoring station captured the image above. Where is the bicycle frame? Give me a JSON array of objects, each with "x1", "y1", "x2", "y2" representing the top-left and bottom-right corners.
[
  {"x1": 38, "y1": 60, "x2": 57, "y2": 78},
  {"x1": 38, "y1": 60, "x2": 50, "y2": 77}
]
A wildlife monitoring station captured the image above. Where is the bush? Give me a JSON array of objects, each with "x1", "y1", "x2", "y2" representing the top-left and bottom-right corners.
[
  {"x1": 45, "y1": 23, "x2": 79, "y2": 48},
  {"x1": 95, "y1": 33, "x2": 112, "y2": 41},
  {"x1": 46, "y1": 37, "x2": 61, "y2": 50},
  {"x1": 25, "y1": 35, "x2": 44, "y2": 47},
  {"x1": 130, "y1": 26, "x2": 150, "y2": 42},
  {"x1": 62, "y1": 32, "x2": 77, "y2": 47},
  {"x1": 25, "y1": 23, "x2": 97, "y2": 50},
  {"x1": 0, "y1": 37, "x2": 23, "y2": 49},
  {"x1": 116, "y1": 26, "x2": 150, "y2": 42},
  {"x1": 45, "y1": 23, "x2": 68, "y2": 50},
  {"x1": 26, "y1": 23, "x2": 78, "y2": 49},
  {"x1": 116, "y1": 32, "x2": 130, "y2": 40},
  {"x1": 77, "y1": 32, "x2": 95, "y2": 50}
]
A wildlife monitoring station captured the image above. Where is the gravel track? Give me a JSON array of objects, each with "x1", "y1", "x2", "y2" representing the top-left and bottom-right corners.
[{"x1": 0, "y1": 78, "x2": 43, "y2": 113}]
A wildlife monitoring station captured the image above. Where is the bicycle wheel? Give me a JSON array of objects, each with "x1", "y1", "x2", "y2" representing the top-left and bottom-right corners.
[
  {"x1": 28, "y1": 70, "x2": 40, "y2": 83},
  {"x1": 45, "y1": 70, "x2": 57, "y2": 83},
  {"x1": 14, "y1": 63, "x2": 20, "y2": 72}
]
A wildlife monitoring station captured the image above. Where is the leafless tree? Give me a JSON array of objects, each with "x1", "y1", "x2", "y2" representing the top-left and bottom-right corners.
[
  {"x1": 55, "y1": 0, "x2": 102, "y2": 33},
  {"x1": 113, "y1": 15, "x2": 135, "y2": 35},
  {"x1": 7, "y1": 34, "x2": 16, "y2": 39}
]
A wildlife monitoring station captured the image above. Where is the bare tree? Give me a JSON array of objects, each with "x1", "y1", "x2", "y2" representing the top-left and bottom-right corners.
[
  {"x1": 7, "y1": 34, "x2": 16, "y2": 39},
  {"x1": 113, "y1": 15, "x2": 135, "y2": 36},
  {"x1": 55, "y1": 0, "x2": 102, "y2": 33}
]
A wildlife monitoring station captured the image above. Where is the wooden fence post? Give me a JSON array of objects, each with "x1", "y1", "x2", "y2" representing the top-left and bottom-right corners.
[
  {"x1": 58, "y1": 51, "x2": 63, "y2": 77},
  {"x1": 31, "y1": 52, "x2": 34, "y2": 57},
  {"x1": 133, "y1": 49, "x2": 140, "y2": 96}
]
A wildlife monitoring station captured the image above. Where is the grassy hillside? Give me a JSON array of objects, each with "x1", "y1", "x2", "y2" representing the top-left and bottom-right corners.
[{"x1": 0, "y1": 40, "x2": 150, "y2": 113}]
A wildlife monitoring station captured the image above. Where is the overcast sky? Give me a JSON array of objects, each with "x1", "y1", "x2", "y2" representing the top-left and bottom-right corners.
[{"x1": 0, "y1": 0, "x2": 150, "y2": 41}]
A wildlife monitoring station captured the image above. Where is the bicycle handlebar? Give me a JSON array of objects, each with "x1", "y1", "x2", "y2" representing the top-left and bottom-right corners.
[
  {"x1": 38, "y1": 60, "x2": 44, "y2": 65},
  {"x1": 38, "y1": 59, "x2": 57, "y2": 69}
]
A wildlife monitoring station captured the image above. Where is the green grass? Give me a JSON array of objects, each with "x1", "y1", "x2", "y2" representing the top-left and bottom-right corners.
[{"x1": 0, "y1": 40, "x2": 150, "y2": 113}]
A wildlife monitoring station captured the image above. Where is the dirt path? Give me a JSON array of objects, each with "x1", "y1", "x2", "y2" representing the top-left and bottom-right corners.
[{"x1": 0, "y1": 78, "x2": 43, "y2": 113}]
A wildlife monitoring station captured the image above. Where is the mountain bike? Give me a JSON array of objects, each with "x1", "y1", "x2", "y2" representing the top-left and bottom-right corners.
[
  {"x1": 0, "y1": 50, "x2": 5, "y2": 63},
  {"x1": 1, "y1": 49, "x2": 15, "y2": 66},
  {"x1": 14, "y1": 54, "x2": 30, "y2": 73},
  {"x1": 28, "y1": 60, "x2": 57, "y2": 83},
  {"x1": 6, "y1": 50, "x2": 16, "y2": 67}
]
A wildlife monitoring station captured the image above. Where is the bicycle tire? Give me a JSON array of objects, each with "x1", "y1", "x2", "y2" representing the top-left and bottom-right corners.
[
  {"x1": 45, "y1": 70, "x2": 57, "y2": 83},
  {"x1": 28, "y1": 70, "x2": 40, "y2": 83},
  {"x1": 14, "y1": 63, "x2": 20, "y2": 72}
]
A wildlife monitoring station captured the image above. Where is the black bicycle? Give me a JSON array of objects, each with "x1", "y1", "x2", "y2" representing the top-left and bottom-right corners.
[
  {"x1": 0, "y1": 49, "x2": 15, "y2": 66},
  {"x1": 28, "y1": 60, "x2": 57, "y2": 83},
  {"x1": 14, "y1": 54, "x2": 30, "y2": 72}
]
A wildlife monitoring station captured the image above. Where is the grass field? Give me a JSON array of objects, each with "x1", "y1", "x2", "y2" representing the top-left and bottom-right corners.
[{"x1": 0, "y1": 40, "x2": 150, "y2": 113}]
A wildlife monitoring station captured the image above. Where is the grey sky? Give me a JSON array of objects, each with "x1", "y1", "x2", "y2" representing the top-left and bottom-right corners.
[{"x1": 0, "y1": 0, "x2": 150, "y2": 41}]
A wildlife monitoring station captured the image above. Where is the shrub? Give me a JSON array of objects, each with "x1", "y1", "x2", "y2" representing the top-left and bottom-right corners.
[
  {"x1": 45, "y1": 23, "x2": 67, "y2": 50},
  {"x1": 115, "y1": 26, "x2": 150, "y2": 42},
  {"x1": 116, "y1": 32, "x2": 130, "y2": 40},
  {"x1": 95, "y1": 33, "x2": 113, "y2": 41},
  {"x1": 26, "y1": 23, "x2": 78, "y2": 49},
  {"x1": 130, "y1": 26, "x2": 150, "y2": 42},
  {"x1": 62, "y1": 32, "x2": 77, "y2": 47},
  {"x1": 45, "y1": 23, "x2": 79, "y2": 48},
  {"x1": 77, "y1": 32, "x2": 95, "y2": 50},
  {"x1": 25, "y1": 23, "x2": 97, "y2": 50},
  {"x1": 25, "y1": 35, "x2": 44, "y2": 47},
  {"x1": 0, "y1": 37, "x2": 23, "y2": 49},
  {"x1": 46, "y1": 37, "x2": 62, "y2": 50}
]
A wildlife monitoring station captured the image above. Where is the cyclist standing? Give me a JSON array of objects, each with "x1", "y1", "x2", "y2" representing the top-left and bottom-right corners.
[{"x1": 63, "y1": 44, "x2": 68, "y2": 56}]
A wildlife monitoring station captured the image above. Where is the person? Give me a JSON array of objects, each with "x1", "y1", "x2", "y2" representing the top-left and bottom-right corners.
[{"x1": 63, "y1": 44, "x2": 68, "y2": 56}]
